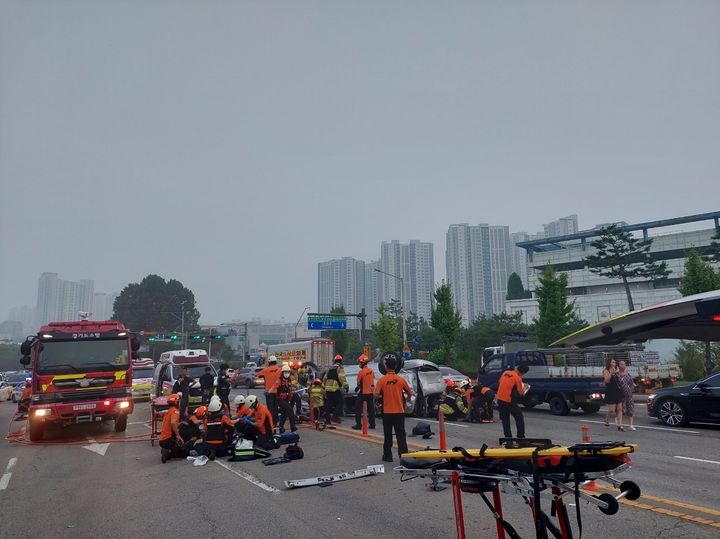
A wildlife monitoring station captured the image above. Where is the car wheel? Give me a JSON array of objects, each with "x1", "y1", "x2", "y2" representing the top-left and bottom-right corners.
[
  {"x1": 658, "y1": 399, "x2": 687, "y2": 427},
  {"x1": 115, "y1": 414, "x2": 128, "y2": 433},
  {"x1": 548, "y1": 395, "x2": 570, "y2": 416},
  {"x1": 29, "y1": 421, "x2": 45, "y2": 442}
]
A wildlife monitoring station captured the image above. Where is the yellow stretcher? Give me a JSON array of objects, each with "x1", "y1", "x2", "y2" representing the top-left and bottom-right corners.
[{"x1": 395, "y1": 439, "x2": 641, "y2": 539}]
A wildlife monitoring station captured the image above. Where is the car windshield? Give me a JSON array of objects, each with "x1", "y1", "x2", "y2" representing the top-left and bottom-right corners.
[
  {"x1": 133, "y1": 367, "x2": 154, "y2": 379},
  {"x1": 440, "y1": 367, "x2": 463, "y2": 376},
  {"x1": 172, "y1": 364, "x2": 216, "y2": 379},
  {"x1": 5, "y1": 372, "x2": 30, "y2": 384},
  {"x1": 38, "y1": 339, "x2": 129, "y2": 373}
]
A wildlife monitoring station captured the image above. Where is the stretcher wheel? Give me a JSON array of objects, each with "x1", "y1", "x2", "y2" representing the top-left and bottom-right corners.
[
  {"x1": 595, "y1": 493, "x2": 619, "y2": 515},
  {"x1": 620, "y1": 480, "x2": 641, "y2": 501}
]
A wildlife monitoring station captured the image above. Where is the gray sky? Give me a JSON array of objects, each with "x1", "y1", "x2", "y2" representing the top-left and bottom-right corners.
[{"x1": 1, "y1": 1, "x2": 719, "y2": 325}]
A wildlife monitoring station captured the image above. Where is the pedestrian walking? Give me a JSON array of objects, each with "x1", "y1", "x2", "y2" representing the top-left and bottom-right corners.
[
  {"x1": 616, "y1": 360, "x2": 637, "y2": 431},
  {"x1": 496, "y1": 363, "x2": 529, "y2": 439},
  {"x1": 603, "y1": 358, "x2": 624, "y2": 430},
  {"x1": 375, "y1": 352, "x2": 412, "y2": 462}
]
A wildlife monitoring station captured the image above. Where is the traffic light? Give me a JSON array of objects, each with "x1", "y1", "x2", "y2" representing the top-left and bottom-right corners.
[
  {"x1": 170, "y1": 334, "x2": 179, "y2": 341},
  {"x1": 214, "y1": 335, "x2": 222, "y2": 341},
  {"x1": 192, "y1": 335, "x2": 202, "y2": 341}
]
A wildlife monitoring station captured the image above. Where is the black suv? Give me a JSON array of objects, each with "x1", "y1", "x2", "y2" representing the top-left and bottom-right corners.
[{"x1": 647, "y1": 372, "x2": 720, "y2": 426}]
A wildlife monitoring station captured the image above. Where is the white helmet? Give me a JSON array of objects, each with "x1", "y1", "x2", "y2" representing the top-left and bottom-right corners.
[
  {"x1": 245, "y1": 395, "x2": 258, "y2": 408},
  {"x1": 233, "y1": 395, "x2": 245, "y2": 406},
  {"x1": 268, "y1": 355, "x2": 278, "y2": 364},
  {"x1": 281, "y1": 364, "x2": 291, "y2": 372},
  {"x1": 208, "y1": 395, "x2": 222, "y2": 413}
]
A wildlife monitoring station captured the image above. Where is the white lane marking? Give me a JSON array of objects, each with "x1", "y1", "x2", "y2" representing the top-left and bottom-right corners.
[
  {"x1": 214, "y1": 460, "x2": 280, "y2": 494},
  {"x1": 82, "y1": 436, "x2": 109, "y2": 456},
  {"x1": 0, "y1": 458, "x2": 18, "y2": 490},
  {"x1": 674, "y1": 456, "x2": 720, "y2": 465},
  {"x1": 579, "y1": 420, "x2": 699, "y2": 434},
  {"x1": 415, "y1": 419, "x2": 469, "y2": 429}
]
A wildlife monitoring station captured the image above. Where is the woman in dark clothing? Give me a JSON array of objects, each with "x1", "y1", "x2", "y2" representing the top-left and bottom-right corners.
[{"x1": 603, "y1": 358, "x2": 624, "y2": 430}]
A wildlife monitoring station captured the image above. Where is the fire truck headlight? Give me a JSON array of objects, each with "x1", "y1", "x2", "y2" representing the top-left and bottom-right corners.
[
  {"x1": 34, "y1": 408, "x2": 49, "y2": 417},
  {"x1": 118, "y1": 401, "x2": 131, "y2": 409}
]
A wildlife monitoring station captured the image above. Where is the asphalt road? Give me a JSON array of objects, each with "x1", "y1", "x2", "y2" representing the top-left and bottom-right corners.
[{"x1": 1, "y1": 391, "x2": 718, "y2": 539}]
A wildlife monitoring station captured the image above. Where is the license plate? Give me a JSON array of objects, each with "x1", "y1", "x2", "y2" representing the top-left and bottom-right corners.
[{"x1": 73, "y1": 404, "x2": 96, "y2": 411}]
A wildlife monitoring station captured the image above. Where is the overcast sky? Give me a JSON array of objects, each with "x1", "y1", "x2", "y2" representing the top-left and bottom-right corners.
[{"x1": 1, "y1": 1, "x2": 719, "y2": 325}]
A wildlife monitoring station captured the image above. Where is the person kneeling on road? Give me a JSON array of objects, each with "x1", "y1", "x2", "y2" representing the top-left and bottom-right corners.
[
  {"x1": 179, "y1": 405, "x2": 206, "y2": 454},
  {"x1": 233, "y1": 395, "x2": 255, "y2": 438},
  {"x1": 201, "y1": 396, "x2": 237, "y2": 460},
  {"x1": 160, "y1": 393, "x2": 187, "y2": 463},
  {"x1": 467, "y1": 382, "x2": 496, "y2": 423},
  {"x1": 439, "y1": 380, "x2": 468, "y2": 421},
  {"x1": 241, "y1": 395, "x2": 277, "y2": 450},
  {"x1": 375, "y1": 352, "x2": 412, "y2": 463}
]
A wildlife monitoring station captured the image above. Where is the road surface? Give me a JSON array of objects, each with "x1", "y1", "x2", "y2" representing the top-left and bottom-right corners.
[{"x1": 1, "y1": 391, "x2": 718, "y2": 538}]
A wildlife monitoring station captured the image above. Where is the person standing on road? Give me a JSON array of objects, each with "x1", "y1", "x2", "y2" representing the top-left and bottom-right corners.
[
  {"x1": 256, "y1": 356, "x2": 282, "y2": 423},
  {"x1": 352, "y1": 354, "x2": 376, "y2": 430},
  {"x1": 276, "y1": 364, "x2": 298, "y2": 432},
  {"x1": 199, "y1": 367, "x2": 215, "y2": 405},
  {"x1": 159, "y1": 393, "x2": 187, "y2": 463},
  {"x1": 309, "y1": 377, "x2": 326, "y2": 424},
  {"x1": 172, "y1": 366, "x2": 195, "y2": 419},
  {"x1": 216, "y1": 363, "x2": 231, "y2": 412},
  {"x1": 496, "y1": 363, "x2": 529, "y2": 439},
  {"x1": 603, "y1": 358, "x2": 624, "y2": 430},
  {"x1": 375, "y1": 352, "x2": 412, "y2": 462},
  {"x1": 323, "y1": 355, "x2": 348, "y2": 423},
  {"x1": 616, "y1": 360, "x2": 637, "y2": 431}
]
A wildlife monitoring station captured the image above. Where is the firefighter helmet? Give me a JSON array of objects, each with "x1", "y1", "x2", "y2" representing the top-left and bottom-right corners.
[
  {"x1": 194, "y1": 406, "x2": 207, "y2": 418},
  {"x1": 233, "y1": 395, "x2": 245, "y2": 406},
  {"x1": 167, "y1": 393, "x2": 180, "y2": 406},
  {"x1": 268, "y1": 355, "x2": 278, "y2": 364},
  {"x1": 208, "y1": 396, "x2": 222, "y2": 413},
  {"x1": 246, "y1": 394, "x2": 258, "y2": 408}
]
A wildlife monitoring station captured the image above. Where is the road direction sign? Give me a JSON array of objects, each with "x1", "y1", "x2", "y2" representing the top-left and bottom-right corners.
[{"x1": 308, "y1": 316, "x2": 347, "y2": 330}]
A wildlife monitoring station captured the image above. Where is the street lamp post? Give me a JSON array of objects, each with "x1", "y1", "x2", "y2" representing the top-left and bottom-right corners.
[
  {"x1": 374, "y1": 268, "x2": 407, "y2": 346},
  {"x1": 294, "y1": 306, "x2": 311, "y2": 340},
  {"x1": 162, "y1": 301, "x2": 186, "y2": 349}
]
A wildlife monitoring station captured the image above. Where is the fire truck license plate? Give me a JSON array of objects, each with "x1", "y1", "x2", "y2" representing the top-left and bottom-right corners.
[{"x1": 73, "y1": 404, "x2": 96, "y2": 411}]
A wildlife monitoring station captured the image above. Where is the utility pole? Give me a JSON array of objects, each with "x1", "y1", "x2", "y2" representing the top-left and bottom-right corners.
[{"x1": 181, "y1": 301, "x2": 186, "y2": 349}]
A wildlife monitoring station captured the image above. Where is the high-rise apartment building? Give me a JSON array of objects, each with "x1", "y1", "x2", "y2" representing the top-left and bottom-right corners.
[
  {"x1": 446, "y1": 224, "x2": 492, "y2": 326},
  {"x1": 543, "y1": 215, "x2": 578, "y2": 238},
  {"x1": 317, "y1": 257, "x2": 366, "y2": 329},
  {"x1": 93, "y1": 292, "x2": 119, "y2": 321},
  {"x1": 378, "y1": 240, "x2": 435, "y2": 322},
  {"x1": 35, "y1": 273, "x2": 94, "y2": 325}
]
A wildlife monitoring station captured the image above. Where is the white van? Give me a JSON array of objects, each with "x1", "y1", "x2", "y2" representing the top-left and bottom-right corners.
[{"x1": 152, "y1": 350, "x2": 217, "y2": 405}]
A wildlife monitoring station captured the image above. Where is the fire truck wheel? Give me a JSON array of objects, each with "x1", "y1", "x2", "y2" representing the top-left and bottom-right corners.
[
  {"x1": 115, "y1": 414, "x2": 128, "y2": 433},
  {"x1": 29, "y1": 421, "x2": 45, "y2": 442}
]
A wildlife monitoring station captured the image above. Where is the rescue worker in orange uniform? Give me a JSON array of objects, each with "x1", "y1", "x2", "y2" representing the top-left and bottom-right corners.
[
  {"x1": 375, "y1": 352, "x2": 413, "y2": 463},
  {"x1": 232, "y1": 394, "x2": 254, "y2": 438},
  {"x1": 496, "y1": 363, "x2": 529, "y2": 438},
  {"x1": 244, "y1": 394, "x2": 276, "y2": 450},
  {"x1": 17, "y1": 380, "x2": 31, "y2": 415},
  {"x1": 275, "y1": 364, "x2": 297, "y2": 432},
  {"x1": 202, "y1": 396, "x2": 237, "y2": 460},
  {"x1": 352, "y1": 354, "x2": 376, "y2": 430},
  {"x1": 179, "y1": 405, "x2": 206, "y2": 453},
  {"x1": 439, "y1": 379, "x2": 468, "y2": 421},
  {"x1": 465, "y1": 381, "x2": 496, "y2": 422},
  {"x1": 160, "y1": 393, "x2": 187, "y2": 463},
  {"x1": 256, "y1": 355, "x2": 282, "y2": 423}
]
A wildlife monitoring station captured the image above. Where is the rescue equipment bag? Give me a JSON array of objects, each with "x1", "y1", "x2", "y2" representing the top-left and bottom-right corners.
[
  {"x1": 275, "y1": 431, "x2": 300, "y2": 445},
  {"x1": 284, "y1": 444, "x2": 304, "y2": 460}
]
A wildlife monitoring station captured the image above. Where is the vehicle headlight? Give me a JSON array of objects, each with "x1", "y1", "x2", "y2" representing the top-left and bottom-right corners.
[
  {"x1": 34, "y1": 408, "x2": 49, "y2": 417},
  {"x1": 647, "y1": 393, "x2": 657, "y2": 402},
  {"x1": 118, "y1": 401, "x2": 131, "y2": 409}
]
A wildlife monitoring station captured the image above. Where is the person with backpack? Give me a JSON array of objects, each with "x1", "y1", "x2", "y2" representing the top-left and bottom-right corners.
[
  {"x1": 375, "y1": 352, "x2": 413, "y2": 463},
  {"x1": 323, "y1": 355, "x2": 348, "y2": 423},
  {"x1": 276, "y1": 364, "x2": 298, "y2": 433},
  {"x1": 201, "y1": 395, "x2": 237, "y2": 460}
]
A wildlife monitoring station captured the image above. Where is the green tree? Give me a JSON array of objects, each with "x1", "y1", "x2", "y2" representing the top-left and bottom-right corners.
[
  {"x1": 678, "y1": 250, "x2": 719, "y2": 365},
  {"x1": 704, "y1": 227, "x2": 720, "y2": 264},
  {"x1": 430, "y1": 284, "x2": 463, "y2": 364},
  {"x1": 674, "y1": 341, "x2": 717, "y2": 381},
  {"x1": 506, "y1": 272, "x2": 532, "y2": 300},
  {"x1": 531, "y1": 266, "x2": 585, "y2": 347},
  {"x1": 678, "y1": 250, "x2": 719, "y2": 296},
  {"x1": 371, "y1": 303, "x2": 402, "y2": 352},
  {"x1": 415, "y1": 317, "x2": 440, "y2": 354},
  {"x1": 327, "y1": 305, "x2": 351, "y2": 358},
  {"x1": 112, "y1": 274, "x2": 201, "y2": 334},
  {"x1": 584, "y1": 224, "x2": 670, "y2": 311}
]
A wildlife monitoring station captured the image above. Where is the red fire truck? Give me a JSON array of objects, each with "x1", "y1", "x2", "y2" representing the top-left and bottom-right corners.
[{"x1": 20, "y1": 319, "x2": 140, "y2": 441}]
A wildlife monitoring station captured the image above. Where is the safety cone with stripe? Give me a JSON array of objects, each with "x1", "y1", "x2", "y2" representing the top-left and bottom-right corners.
[{"x1": 581, "y1": 425, "x2": 598, "y2": 491}]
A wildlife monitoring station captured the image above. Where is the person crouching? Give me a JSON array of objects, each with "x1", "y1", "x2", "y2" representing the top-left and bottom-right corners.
[
  {"x1": 201, "y1": 396, "x2": 237, "y2": 460},
  {"x1": 160, "y1": 393, "x2": 187, "y2": 463}
]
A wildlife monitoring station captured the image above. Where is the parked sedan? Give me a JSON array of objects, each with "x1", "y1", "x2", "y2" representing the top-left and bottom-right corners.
[
  {"x1": 4, "y1": 371, "x2": 31, "y2": 403},
  {"x1": 232, "y1": 367, "x2": 256, "y2": 388},
  {"x1": 647, "y1": 372, "x2": 720, "y2": 426}
]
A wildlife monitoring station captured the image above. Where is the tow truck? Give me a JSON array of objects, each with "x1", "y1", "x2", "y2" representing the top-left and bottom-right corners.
[{"x1": 20, "y1": 318, "x2": 140, "y2": 441}]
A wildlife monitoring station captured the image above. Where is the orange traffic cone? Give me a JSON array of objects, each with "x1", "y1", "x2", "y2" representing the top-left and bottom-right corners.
[{"x1": 581, "y1": 425, "x2": 598, "y2": 491}]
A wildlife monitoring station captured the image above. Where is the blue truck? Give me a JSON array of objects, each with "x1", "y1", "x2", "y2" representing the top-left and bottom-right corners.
[{"x1": 477, "y1": 350, "x2": 606, "y2": 415}]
